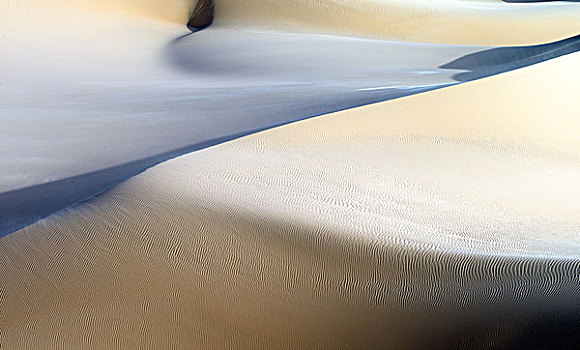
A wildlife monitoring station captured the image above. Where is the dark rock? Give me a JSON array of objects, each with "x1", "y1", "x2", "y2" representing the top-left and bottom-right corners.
[{"x1": 187, "y1": 0, "x2": 215, "y2": 31}]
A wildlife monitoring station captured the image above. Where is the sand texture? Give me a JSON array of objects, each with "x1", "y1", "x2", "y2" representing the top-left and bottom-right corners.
[
  {"x1": 1, "y1": 0, "x2": 580, "y2": 348},
  {"x1": 1, "y1": 0, "x2": 578, "y2": 236},
  {"x1": 214, "y1": 0, "x2": 580, "y2": 44},
  {"x1": 2, "y1": 52, "x2": 580, "y2": 348}
]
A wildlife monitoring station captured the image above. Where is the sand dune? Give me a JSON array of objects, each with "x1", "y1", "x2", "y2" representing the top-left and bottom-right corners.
[
  {"x1": 2, "y1": 52, "x2": 579, "y2": 349},
  {"x1": 2, "y1": 0, "x2": 578, "y2": 236},
  {"x1": 9, "y1": 0, "x2": 579, "y2": 45},
  {"x1": 214, "y1": 0, "x2": 580, "y2": 44},
  {"x1": 2, "y1": 0, "x2": 580, "y2": 348}
]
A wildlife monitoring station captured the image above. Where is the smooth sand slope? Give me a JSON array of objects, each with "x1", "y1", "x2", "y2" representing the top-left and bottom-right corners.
[
  {"x1": 215, "y1": 0, "x2": 580, "y2": 44},
  {"x1": 2, "y1": 52, "x2": 579, "y2": 349}
]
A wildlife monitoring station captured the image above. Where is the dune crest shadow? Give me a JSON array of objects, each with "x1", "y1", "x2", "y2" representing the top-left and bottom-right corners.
[
  {"x1": 0, "y1": 83, "x2": 447, "y2": 238},
  {"x1": 440, "y1": 34, "x2": 580, "y2": 82}
]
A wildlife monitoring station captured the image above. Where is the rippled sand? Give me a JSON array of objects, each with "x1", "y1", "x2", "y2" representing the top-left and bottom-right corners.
[
  {"x1": 2, "y1": 0, "x2": 579, "y2": 236},
  {"x1": 2, "y1": 50, "x2": 580, "y2": 348},
  {"x1": 2, "y1": 0, "x2": 580, "y2": 348}
]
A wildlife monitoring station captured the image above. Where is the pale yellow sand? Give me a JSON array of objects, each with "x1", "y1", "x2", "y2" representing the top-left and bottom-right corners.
[
  {"x1": 215, "y1": 0, "x2": 580, "y2": 44},
  {"x1": 2, "y1": 0, "x2": 579, "y2": 347},
  {"x1": 3, "y1": 0, "x2": 579, "y2": 46},
  {"x1": 2, "y1": 52, "x2": 579, "y2": 349}
]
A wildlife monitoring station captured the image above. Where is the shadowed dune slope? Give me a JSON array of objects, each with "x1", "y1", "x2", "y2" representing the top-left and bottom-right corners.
[
  {"x1": 1, "y1": 0, "x2": 579, "y2": 237},
  {"x1": 2, "y1": 51, "x2": 579, "y2": 349},
  {"x1": 440, "y1": 34, "x2": 580, "y2": 81}
]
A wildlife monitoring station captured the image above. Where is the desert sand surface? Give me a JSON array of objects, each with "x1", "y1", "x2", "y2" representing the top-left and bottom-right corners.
[
  {"x1": 2, "y1": 48, "x2": 580, "y2": 348},
  {"x1": 2, "y1": 0, "x2": 580, "y2": 348},
  {"x1": 215, "y1": 0, "x2": 580, "y2": 44},
  {"x1": 1, "y1": 0, "x2": 578, "y2": 235}
]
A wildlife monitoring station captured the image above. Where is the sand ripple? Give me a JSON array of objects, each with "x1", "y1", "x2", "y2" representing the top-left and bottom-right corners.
[{"x1": 2, "y1": 52, "x2": 579, "y2": 348}]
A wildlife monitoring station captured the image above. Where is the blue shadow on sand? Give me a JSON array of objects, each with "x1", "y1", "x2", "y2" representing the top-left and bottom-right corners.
[
  {"x1": 0, "y1": 85, "x2": 447, "y2": 238},
  {"x1": 440, "y1": 34, "x2": 580, "y2": 82},
  {"x1": 1, "y1": 32, "x2": 579, "y2": 238}
]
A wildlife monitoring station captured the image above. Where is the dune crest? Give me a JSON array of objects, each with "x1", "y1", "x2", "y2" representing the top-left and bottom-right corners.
[
  {"x1": 1, "y1": 0, "x2": 578, "y2": 236},
  {"x1": 2, "y1": 0, "x2": 580, "y2": 347},
  {"x1": 7, "y1": 0, "x2": 578, "y2": 44},
  {"x1": 212, "y1": 0, "x2": 580, "y2": 44},
  {"x1": 1, "y1": 49, "x2": 579, "y2": 349}
]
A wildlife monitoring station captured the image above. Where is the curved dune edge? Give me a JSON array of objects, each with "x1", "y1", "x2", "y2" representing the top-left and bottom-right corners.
[
  {"x1": 4, "y1": 0, "x2": 579, "y2": 45},
  {"x1": 213, "y1": 0, "x2": 580, "y2": 45},
  {"x1": 2, "y1": 53, "x2": 580, "y2": 348},
  {"x1": 4, "y1": 0, "x2": 578, "y2": 237},
  {"x1": 1, "y1": 0, "x2": 578, "y2": 194}
]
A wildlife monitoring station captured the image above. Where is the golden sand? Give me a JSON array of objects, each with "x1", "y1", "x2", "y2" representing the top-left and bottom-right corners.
[
  {"x1": 2, "y1": 53, "x2": 579, "y2": 349},
  {"x1": 215, "y1": 0, "x2": 580, "y2": 45},
  {"x1": 4, "y1": 0, "x2": 579, "y2": 44}
]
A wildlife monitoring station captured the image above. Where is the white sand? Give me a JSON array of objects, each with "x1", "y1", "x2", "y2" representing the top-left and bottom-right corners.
[{"x1": 2, "y1": 51, "x2": 579, "y2": 348}]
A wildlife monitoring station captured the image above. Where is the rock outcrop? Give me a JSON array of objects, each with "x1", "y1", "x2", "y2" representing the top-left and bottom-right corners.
[{"x1": 187, "y1": 0, "x2": 214, "y2": 31}]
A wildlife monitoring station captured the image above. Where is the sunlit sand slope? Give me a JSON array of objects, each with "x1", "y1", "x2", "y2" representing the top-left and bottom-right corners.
[
  {"x1": 215, "y1": 0, "x2": 580, "y2": 44},
  {"x1": 4, "y1": 0, "x2": 580, "y2": 44},
  {"x1": 3, "y1": 0, "x2": 194, "y2": 23},
  {"x1": 2, "y1": 52, "x2": 579, "y2": 349},
  {"x1": 2, "y1": 0, "x2": 578, "y2": 237}
]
